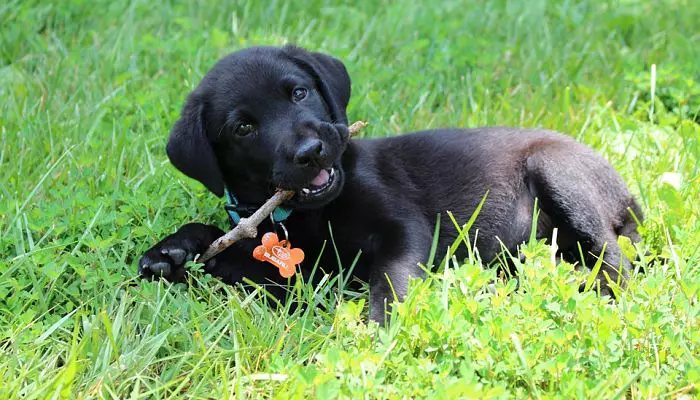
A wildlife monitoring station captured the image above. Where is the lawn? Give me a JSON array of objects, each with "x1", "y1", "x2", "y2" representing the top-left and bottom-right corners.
[{"x1": 1, "y1": 0, "x2": 698, "y2": 398}]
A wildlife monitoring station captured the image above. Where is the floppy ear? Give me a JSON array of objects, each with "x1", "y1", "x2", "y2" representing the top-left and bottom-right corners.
[
  {"x1": 284, "y1": 46, "x2": 352, "y2": 124},
  {"x1": 166, "y1": 92, "x2": 225, "y2": 197}
]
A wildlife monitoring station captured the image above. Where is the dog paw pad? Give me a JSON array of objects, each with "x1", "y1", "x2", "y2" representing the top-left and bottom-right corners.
[{"x1": 161, "y1": 247, "x2": 187, "y2": 265}]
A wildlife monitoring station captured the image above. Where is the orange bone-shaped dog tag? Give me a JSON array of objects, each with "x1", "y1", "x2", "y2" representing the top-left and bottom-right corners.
[{"x1": 252, "y1": 232, "x2": 304, "y2": 278}]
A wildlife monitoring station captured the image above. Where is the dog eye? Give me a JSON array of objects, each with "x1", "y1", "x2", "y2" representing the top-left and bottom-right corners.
[
  {"x1": 234, "y1": 122, "x2": 255, "y2": 137},
  {"x1": 292, "y1": 87, "x2": 308, "y2": 102}
]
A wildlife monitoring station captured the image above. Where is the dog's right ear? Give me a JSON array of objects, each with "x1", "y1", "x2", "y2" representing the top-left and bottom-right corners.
[{"x1": 166, "y1": 92, "x2": 225, "y2": 197}]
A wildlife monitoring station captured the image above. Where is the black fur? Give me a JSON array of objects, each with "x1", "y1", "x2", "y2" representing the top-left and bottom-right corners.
[{"x1": 139, "y1": 46, "x2": 642, "y2": 324}]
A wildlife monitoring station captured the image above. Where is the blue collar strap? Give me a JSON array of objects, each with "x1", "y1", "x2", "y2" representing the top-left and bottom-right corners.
[{"x1": 224, "y1": 187, "x2": 293, "y2": 225}]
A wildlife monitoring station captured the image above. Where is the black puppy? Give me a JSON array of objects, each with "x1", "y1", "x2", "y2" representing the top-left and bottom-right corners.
[{"x1": 139, "y1": 46, "x2": 642, "y2": 324}]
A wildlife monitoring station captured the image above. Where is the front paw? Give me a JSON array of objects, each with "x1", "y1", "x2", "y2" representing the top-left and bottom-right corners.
[
  {"x1": 138, "y1": 245, "x2": 190, "y2": 282},
  {"x1": 138, "y1": 223, "x2": 222, "y2": 282}
]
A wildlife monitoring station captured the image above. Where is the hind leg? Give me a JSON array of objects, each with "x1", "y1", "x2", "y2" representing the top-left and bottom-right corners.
[{"x1": 526, "y1": 151, "x2": 635, "y2": 296}]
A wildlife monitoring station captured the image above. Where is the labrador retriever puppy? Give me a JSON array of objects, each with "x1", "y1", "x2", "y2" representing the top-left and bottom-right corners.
[{"x1": 138, "y1": 45, "x2": 642, "y2": 324}]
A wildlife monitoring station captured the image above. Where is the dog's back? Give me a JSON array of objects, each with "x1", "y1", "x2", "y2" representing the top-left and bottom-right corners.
[{"x1": 349, "y1": 128, "x2": 641, "y2": 273}]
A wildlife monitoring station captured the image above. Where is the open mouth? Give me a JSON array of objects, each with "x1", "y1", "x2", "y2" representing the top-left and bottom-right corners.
[{"x1": 298, "y1": 167, "x2": 337, "y2": 199}]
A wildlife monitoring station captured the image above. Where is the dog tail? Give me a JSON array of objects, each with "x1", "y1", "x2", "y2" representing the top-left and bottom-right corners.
[{"x1": 618, "y1": 198, "x2": 643, "y2": 243}]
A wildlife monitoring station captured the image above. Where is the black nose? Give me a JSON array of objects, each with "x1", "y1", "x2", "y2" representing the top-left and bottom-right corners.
[{"x1": 294, "y1": 139, "x2": 325, "y2": 166}]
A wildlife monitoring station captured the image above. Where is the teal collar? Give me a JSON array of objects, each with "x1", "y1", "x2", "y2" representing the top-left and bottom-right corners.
[{"x1": 224, "y1": 187, "x2": 293, "y2": 225}]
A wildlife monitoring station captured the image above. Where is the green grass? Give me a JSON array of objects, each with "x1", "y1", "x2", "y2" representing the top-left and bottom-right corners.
[{"x1": 1, "y1": 0, "x2": 699, "y2": 398}]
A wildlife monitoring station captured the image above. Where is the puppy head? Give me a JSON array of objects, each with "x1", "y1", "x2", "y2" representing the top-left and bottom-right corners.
[{"x1": 166, "y1": 46, "x2": 352, "y2": 209}]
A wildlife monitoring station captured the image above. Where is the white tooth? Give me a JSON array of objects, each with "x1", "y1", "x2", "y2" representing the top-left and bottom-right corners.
[
  {"x1": 330, "y1": 169, "x2": 335, "y2": 177},
  {"x1": 302, "y1": 188, "x2": 310, "y2": 194}
]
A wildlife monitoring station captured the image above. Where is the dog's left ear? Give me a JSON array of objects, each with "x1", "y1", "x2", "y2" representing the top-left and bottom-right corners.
[{"x1": 284, "y1": 46, "x2": 351, "y2": 124}]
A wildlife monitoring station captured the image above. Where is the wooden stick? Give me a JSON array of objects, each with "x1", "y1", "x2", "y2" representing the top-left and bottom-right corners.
[
  {"x1": 346, "y1": 120, "x2": 368, "y2": 137},
  {"x1": 196, "y1": 121, "x2": 368, "y2": 263}
]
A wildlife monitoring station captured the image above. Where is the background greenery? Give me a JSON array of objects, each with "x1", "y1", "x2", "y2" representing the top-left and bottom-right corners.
[{"x1": 1, "y1": 0, "x2": 698, "y2": 398}]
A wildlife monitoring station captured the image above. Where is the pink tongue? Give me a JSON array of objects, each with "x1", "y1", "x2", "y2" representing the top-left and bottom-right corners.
[{"x1": 310, "y1": 169, "x2": 330, "y2": 186}]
